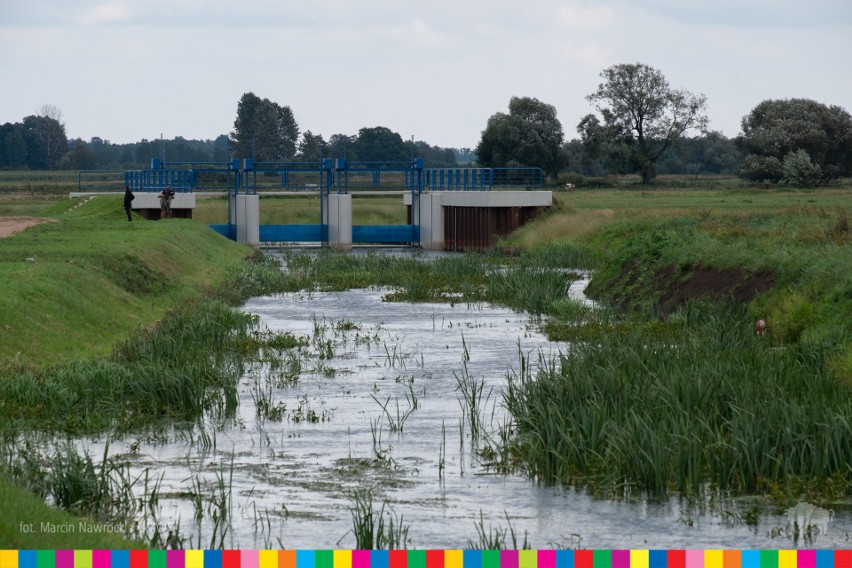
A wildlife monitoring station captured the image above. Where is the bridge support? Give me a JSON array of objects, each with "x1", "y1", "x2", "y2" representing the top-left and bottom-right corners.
[
  {"x1": 323, "y1": 193, "x2": 352, "y2": 251},
  {"x1": 234, "y1": 194, "x2": 260, "y2": 246}
]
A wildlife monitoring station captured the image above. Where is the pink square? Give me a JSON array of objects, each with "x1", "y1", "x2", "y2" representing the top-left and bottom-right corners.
[
  {"x1": 242, "y1": 550, "x2": 260, "y2": 568},
  {"x1": 685, "y1": 550, "x2": 704, "y2": 568},
  {"x1": 353, "y1": 550, "x2": 372, "y2": 568},
  {"x1": 92, "y1": 550, "x2": 112, "y2": 568},
  {"x1": 538, "y1": 550, "x2": 556, "y2": 568},
  {"x1": 798, "y1": 550, "x2": 817, "y2": 568}
]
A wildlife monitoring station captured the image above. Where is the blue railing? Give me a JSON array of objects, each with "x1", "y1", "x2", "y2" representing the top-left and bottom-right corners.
[{"x1": 77, "y1": 170, "x2": 125, "y2": 191}]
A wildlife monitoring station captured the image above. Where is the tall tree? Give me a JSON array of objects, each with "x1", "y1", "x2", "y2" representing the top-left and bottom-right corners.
[
  {"x1": 351, "y1": 127, "x2": 409, "y2": 162},
  {"x1": 230, "y1": 93, "x2": 299, "y2": 162},
  {"x1": 4, "y1": 126, "x2": 28, "y2": 168},
  {"x1": 476, "y1": 96, "x2": 564, "y2": 178},
  {"x1": 578, "y1": 63, "x2": 708, "y2": 183},
  {"x1": 738, "y1": 98, "x2": 852, "y2": 183},
  {"x1": 21, "y1": 107, "x2": 68, "y2": 169},
  {"x1": 296, "y1": 130, "x2": 328, "y2": 162}
]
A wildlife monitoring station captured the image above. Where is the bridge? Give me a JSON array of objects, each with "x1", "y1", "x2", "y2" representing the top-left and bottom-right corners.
[{"x1": 81, "y1": 158, "x2": 551, "y2": 251}]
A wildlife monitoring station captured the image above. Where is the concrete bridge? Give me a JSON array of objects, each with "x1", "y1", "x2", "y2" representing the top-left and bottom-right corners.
[{"x1": 109, "y1": 158, "x2": 552, "y2": 251}]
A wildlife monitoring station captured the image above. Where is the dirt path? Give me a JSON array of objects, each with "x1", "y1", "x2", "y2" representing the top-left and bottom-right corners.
[{"x1": 0, "y1": 216, "x2": 58, "y2": 238}]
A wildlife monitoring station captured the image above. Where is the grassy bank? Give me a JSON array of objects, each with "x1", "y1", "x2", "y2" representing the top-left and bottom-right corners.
[
  {"x1": 498, "y1": 186, "x2": 851, "y2": 499},
  {"x1": 0, "y1": 194, "x2": 261, "y2": 547},
  {"x1": 0, "y1": 195, "x2": 252, "y2": 368}
]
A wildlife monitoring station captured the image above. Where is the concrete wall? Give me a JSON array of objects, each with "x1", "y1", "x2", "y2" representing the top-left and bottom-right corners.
[
  {"x1": 131, "y1": 193, "x2": 196, "y2": 211},
  {"x1": 405, "y1": 191, "x2": 551, "y2": 250}
]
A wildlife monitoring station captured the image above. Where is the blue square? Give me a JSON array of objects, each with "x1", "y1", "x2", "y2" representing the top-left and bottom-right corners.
[{"x1": 555, "y1": 550, "x2": 574, "y2": 568}]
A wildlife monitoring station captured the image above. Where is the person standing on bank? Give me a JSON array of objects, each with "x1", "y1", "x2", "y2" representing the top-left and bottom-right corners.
[
  {"x1": 123, "y1": 185, "x2": 135, "y2": 221},
  {"x1": 158, "y1": 186, "x2": 175, "y2": 219}
]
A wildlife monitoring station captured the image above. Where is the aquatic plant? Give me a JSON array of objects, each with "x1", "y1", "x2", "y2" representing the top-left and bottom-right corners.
[
  {"x1": 346, "y1": 488, "x2": 410, "y2": 550},
  {"x1": 467, "y1": 510, "x2": 531, "y2": 550}
]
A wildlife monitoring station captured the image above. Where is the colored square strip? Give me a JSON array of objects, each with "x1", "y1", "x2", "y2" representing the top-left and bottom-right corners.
[{"x1": 1, "y1": 549, "x2": 850, "y2": 568}]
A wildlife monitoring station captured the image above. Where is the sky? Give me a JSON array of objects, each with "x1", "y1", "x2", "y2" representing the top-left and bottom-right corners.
[{"x1": 1, "y1": 0, "x2": 851, "y2": 150}]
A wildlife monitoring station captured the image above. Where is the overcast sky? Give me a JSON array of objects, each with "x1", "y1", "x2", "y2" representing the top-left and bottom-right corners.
[{"x1": 1, "y1": 0, "x2": 850, "y2": 149}]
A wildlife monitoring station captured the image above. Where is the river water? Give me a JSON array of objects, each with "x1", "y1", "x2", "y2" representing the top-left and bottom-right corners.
[{"x1": 69, "y1": 266, "x2": 849, "y2": 550}]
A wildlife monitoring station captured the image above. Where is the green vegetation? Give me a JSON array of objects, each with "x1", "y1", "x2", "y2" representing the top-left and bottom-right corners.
[
  {"x1": 505, "y1": 303, "x2": 850, "y2": 497},
  {"x1": 0, "y1": 181, "x2": 849, "y2": 546},
  {"x1": 0, "y1": 194, "x2": 261, "y2": 547},
  {"x1": 0, "y1": 195, "x2": 251, "y2": 367}
]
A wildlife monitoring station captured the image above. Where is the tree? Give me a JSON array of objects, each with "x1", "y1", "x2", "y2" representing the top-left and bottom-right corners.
[
  {"x1": 578, "y1": 63, "x2": 708, "y2": 183},
  {"x1": 59, "y1": 139, "x2": 97, "y2": 170},
  {"x1": 739, "y1": 98, "x2": 852, "y2": 183},
  {"x1": 230, "y1": 93, "x2": 299, "y2": 162},
  {"x1": 296, "y1": 130, "x2": 328, "y2": 162},
  {"x1": 476, "y1": 96, "x2": 564, "y2": 179},
  {"x1": 17, "y1": 106, "x2": 68, "y2": 169},
  {"x1": 4, "y1": 126, "x2": 28, "y2": 168},
  {"x1": 351, "y1": 127, "x2": 409, "y2": 162}
]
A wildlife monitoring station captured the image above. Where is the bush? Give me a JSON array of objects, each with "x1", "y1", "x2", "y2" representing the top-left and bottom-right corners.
[
  {"x1": 739, "y1": 154, "x2": 784, "y2": 183},
  {"x1": 783, "y1": 149, "x2": 823, "y2": 187}
]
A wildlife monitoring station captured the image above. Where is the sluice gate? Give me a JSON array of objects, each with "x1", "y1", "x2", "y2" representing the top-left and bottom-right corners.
[{"x1": 116, "y1": 158, "x2": 550, "y2": 250}]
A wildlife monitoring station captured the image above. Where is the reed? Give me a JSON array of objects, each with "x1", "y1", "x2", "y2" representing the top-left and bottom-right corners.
[
  {"x1": 467, "y1": 510, "x2": 531, "y2": 550},
  {"x1": 347, "y1": 488, "x2": 410, "y2": 550},
  {"x1": 503, "y1": 302, "x2": 852, "y2": 497}
]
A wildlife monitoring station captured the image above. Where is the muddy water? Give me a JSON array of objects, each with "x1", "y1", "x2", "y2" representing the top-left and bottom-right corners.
[{"x1": 81, "y1": 280, "x2": 850, "y2": 550}]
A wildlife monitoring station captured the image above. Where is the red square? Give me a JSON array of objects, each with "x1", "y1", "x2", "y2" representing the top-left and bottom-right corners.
[
  {"x1": 425, "y1": 550, "x2": 444, "y2": 568},
  {"x1": 835, "y1": 550, "x2": 852, "y2": 568},
  {"x1": 129, "y1": 550, "x2": 147, "y2": 568},
  {"x1": 667, "y1": 550, "x2": 686, "y2": 568},
  {"x1": 222, "y1": 550, "x2": 242, "y2": 568},
  {"x1": 575, "y1": 550, "x2": 593, "y2": 568},
  {"x1": 389, "y1": 550, "x2": 408, "y2": 568}
]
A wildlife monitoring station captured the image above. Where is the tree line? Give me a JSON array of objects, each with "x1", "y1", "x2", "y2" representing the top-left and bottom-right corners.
[{"x1": 4, "y1": 65, "x2": 851, "y2": 186}]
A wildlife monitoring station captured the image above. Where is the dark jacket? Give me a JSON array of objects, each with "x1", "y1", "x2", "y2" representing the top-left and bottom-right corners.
[{"x1": 124, "y1": 188, "x2": 135, "y2": 207}]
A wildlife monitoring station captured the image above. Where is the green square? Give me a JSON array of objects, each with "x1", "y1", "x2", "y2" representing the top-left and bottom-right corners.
[
  {"x1": 407, "y1": 550, "x2": 427, "y2": 568},
  {"x1": 36, "y1": 550, "x2": 54, "y2": 568},
  {"x1": 148, "y1": 549, "x2": 167, "y2": 568},
  {"x1": 593, "y1": 550, "x2": 612, "y2": 568},
  {"x1": 760, "y1": 550, "x2": 779, "y2": 568},
  {"x1": 315, "y1": 550, "x2": 334, "y2": 568},
  {"x1": 482, "y1": 550, "x2": 501, "y2": 568}
]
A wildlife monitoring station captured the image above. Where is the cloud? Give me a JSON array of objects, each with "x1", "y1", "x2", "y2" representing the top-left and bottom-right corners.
[
  {"x1": 624, "y1": 0, "x2": 852, "y2": 28},
  {"x1": 555, "y1": 3, "x2": 614, "y2": 31},
  {"x1": 75, "y1": 3, "x2": 133, "y2": 25}
]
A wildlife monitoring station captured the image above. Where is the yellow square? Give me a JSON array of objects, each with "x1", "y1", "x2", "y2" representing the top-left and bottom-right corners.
[
  {"x1": 630, "y1": 550, "x2": 650, "y2": 568},
  {"x1": 185, "y1": 550, "x2": 204, "y2": 568},
  {"x1": 0, "y1": 551, "x2": 18, "y2": 568},
  {"x1": 704, "y1": 549, "x2": 724, "y2": 568},
  {"x1": 260, "y1": 549, "x2": 279, "y2": 568},
  {"x1": 779, "y1": 550, "x2": 797, "y2": 568},
  {"x1": 334, "y1": 549, "x2": 352, "y2": 568},
  {"x1": 445, "y1": 550, "x2": 464, "y2": 568}
]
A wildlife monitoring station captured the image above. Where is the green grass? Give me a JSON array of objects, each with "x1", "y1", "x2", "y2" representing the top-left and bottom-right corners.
[
  {"x1": 0, "y1": 476, "x2": 141, "y2": 549},
  {"x1": 0, "y1": 195, "x2": 252, "y2": 368}
]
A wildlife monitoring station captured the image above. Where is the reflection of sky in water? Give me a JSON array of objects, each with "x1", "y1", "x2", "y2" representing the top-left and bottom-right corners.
[{"x1": 73, "y1": 284, "x2": 850, "y2": 549}]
